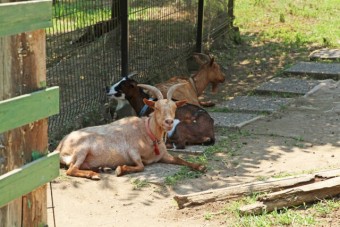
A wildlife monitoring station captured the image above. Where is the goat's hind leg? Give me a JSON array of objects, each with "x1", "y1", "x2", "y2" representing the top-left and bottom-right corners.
[{"x1": 65, "y1": 151, "x2": 100, "y2": 180}]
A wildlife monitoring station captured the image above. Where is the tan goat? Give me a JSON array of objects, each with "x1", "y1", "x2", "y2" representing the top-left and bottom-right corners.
[
  {"x1": 56, "y1": 83, "x2": 206, "y2": 180},
  {"x1": 155, "y1": 53, "x2": 226, "y2": 107}
]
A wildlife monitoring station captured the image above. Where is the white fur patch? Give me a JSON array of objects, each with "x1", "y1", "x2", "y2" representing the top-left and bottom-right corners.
[
  {"x1": 167, "y1": 119, "x2": 181, "y2": 138},
  {"x1": 60, "y1": 155, "x2": 73, "y2": 165},
  {"x1": 107, "y1": 77, "x2": 127, "y2": 98}
]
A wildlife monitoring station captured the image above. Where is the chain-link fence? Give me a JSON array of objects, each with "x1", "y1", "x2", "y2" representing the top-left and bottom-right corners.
[{"x1": 46, "y1": 0, "x2": 234, "y2": 142}]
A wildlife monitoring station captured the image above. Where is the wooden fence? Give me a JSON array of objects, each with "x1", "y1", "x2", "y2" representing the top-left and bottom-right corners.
[{"x1": 0, "y1": 0, "x2": 59, "y2": 226}]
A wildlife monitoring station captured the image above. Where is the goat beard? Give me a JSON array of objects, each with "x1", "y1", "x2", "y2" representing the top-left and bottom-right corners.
[{"x1": 211, "y1": 83, "x2": 219, "y2": 94}]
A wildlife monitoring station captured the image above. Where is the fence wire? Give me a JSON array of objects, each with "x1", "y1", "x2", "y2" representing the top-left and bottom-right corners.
[{"x1": 46, "y1": 0, "x2": 233, "y2": 142}]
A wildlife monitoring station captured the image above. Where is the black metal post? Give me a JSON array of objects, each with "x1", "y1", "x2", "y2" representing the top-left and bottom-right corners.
[
  {"x1": 120, "y1": 0, "x2": 129, "y2": 77},
  {"x1": 196, "y1": 0, "x2": 204, "y2": 53},
  {"x1": 228, "y1": 0, "x2": 235, "y2": 27}
]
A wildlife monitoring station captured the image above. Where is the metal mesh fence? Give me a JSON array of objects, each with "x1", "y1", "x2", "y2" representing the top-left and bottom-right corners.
[
  {"x1": 47, "y1": 0, "x2": 121, "y2": 139},
  {"x1": 46, "y1": 0, "x2": 233, "y2": 141}
]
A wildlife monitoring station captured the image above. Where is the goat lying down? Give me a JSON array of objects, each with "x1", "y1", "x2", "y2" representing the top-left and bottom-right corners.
[
  {"x1": 155, "y1": 53, "x2": 226, "y2": 107},
  {"x1": 107, "y1": 76, "x2": 215, "y2": 149},
  {"x1": 56, "y1": 83, "x2": 206, "y2": 180}
]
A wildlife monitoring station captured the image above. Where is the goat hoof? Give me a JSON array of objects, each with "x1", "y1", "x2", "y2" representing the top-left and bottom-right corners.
[
  {"x1": 199, "y1": 101, "x2": 215, "y2": 107},
  {"x1": 198, "y1": 165, "x2": 207, "y2": 172},
  {"x1": 115, "y1": 166, "x2": 122, "y2": 176},
  {"x1": 91, "y1": 175, "x2": 101, "y2": 180}
]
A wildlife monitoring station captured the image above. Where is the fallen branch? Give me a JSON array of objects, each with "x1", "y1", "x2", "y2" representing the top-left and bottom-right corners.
[
  {"x1": 173, "y1": 169, "x2": 340, "y2": 209},
  {"x1": 239, "y1": 176, "x2": 340, "y2": 215}
]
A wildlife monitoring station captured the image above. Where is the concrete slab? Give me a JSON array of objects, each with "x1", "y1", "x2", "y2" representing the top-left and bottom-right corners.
[
  {"x1": 255, "y1": 77, "x2": 320, "y2": 95},
  {"x1": 284, "y1": 62, "x2": 340, "y2": 80},
  {"x1": 208, "y1": 111, "x2": 262, "y2": 128},
  {"x1": 309, "y1": 48, "x2": 340, "y2": 61},
  {"x1": 218, "y1": 96, "x2": 292, "y2": 113}
]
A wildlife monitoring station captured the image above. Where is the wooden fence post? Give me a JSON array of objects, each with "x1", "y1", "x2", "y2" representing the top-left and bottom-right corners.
[
  {"x1": 0, "y1": 28, "x2": 49, "y2": 227},
  {"x1": 0, "y1": 0, "x2": 55, "y2": 225}
]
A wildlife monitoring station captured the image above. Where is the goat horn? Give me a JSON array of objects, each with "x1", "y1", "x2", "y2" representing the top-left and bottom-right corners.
[
  {"x1": 126, "y1": 71, "x2": 138, "y2": 78},
  {"x1": 193, "y1": 52, "x2": 211, "y2": 62},
  {"x1": 137, "y1": 84, "x2": 163, "y2": 100},
  {"x1": 167, "y1": 83, "x2": 187, "y2": 101}
]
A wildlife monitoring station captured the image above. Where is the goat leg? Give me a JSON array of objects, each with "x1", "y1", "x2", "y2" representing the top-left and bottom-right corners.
[
  {"x1": 160, "y1": 153, "x2": 206, "y2": 172},
  {"x1": 66, "y1": 163, "x2": 100, "y2": 180},
  {"x1": 199, "y1": 101, "x2": 215, "y2": 107},
  {"x1": 115, "y1": 160, "x2": 145, "y2": 177}
]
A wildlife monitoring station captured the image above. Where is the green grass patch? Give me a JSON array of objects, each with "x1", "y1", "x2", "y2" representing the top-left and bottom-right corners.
[
  {"x1": 234, "y1": 0, "x2": 340, "y2": 47},
  {"x1": 131, "y1": 178, "x2": 150, "y2": 190},
  {"x1": 51, "y1": 0, "x2": 111, "y2": 32},
  {"x1": 204, "y1": 195, "x2": 320, "y2": 226},
  {"x1": 165, "y1": 130, "x2": 251, "y2": 185}
]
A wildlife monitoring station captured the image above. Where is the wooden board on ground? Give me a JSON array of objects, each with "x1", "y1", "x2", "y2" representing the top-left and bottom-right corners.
[
  {"x1": 239, "y1": 176, "x2": 340, "y2": 215},
  {"x1": 174, "y1": 169, "x2": 340, "y2": 209}
]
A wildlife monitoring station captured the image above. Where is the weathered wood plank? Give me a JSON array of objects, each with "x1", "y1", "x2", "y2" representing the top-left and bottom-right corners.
[
  {"x1": 0, "y1": 151, "x2": 59, "y2": 208},
  {"x1": 174, "y1": 169, "x2": 340, "y2": 209},
  {"x1": 0, "y1": 0, "x2": 52, "y2": 36},
  {"x1": 174, "y1": 174, "x2": 316, "y2": 209},
  {"x1": 239, "y1": 176, "x2": 340, "y2": 215},
  {"x1": 0, "y1": 86, "x2": 59, "y2": 134}
]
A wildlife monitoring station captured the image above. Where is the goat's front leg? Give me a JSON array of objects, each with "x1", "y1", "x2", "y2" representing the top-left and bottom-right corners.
[
  {"x1": 199, "y1": 100, "x2": 215, "y2": 107},
  {"x1": 115, "y1": 159, "x2": 145, "y2": 177},
  {"x1": 160, "y1": 153, "x2": 206, "y2": 172}
]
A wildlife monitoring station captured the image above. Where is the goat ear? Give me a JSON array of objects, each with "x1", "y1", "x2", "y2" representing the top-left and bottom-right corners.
[
  {"x1": 209, "y1": 57, "x2": 215, "y2": 66},
  {"x1": 143, "y1": 98, "x2": 155, "y2": 108},
  {"x1": 175, "y1": 100, "x2": 187, "y2": 108}
]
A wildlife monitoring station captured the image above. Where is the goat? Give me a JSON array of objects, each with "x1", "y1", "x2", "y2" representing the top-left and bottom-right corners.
[
  {"x1": 108, "y1": 77, "x2": 215, "y2": 149},
  {"x1": 155, "y1": 53, "x2": 226, "y2": 107},
  {"x1": 56, "y1": 83, "x2": 206, "y2": 180}
]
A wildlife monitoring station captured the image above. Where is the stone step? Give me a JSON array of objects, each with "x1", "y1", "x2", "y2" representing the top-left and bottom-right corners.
[
  {"x1": 284, "y1": 62, "x2": 340, "y2": 80},
  {"x1": 209, "y1": 112, "x2": 262, "y2": 128},
  {"x1": 255, "y1": 77, "x2": 320, "y2": 96},
  {"x1": 309, "y1": 48, "x2": 340, "y2": 61},
  {"x1": 216, "y1": 96, "x2": 292, "y2": 113}
]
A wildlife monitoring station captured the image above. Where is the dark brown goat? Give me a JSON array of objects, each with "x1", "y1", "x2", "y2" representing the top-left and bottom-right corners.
[{"x1": 108, "y1": 77, "x2": 215, "y2": 149}]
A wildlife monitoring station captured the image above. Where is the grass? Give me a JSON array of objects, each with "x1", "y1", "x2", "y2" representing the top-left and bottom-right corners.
[
  {"x1": 131, "y1": 178, "x2": 150, "y2": 190},
  {"x1": 165, "y1": 129, "x2": 250, "y2": 186},
  {"x1": 234, "y1": 0, "x2": 340, "y2": 48},
  {"x1": 51, "y1": 0, "x2": 111, "y2": 32},
  {"x1": 202, "y1": 195, "x2": 340, "y2": 226}
]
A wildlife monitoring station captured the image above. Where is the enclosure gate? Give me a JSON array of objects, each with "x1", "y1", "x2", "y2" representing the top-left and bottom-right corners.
[{"x1": 0, "y1": 0, "x2": 59, "y2": 226}]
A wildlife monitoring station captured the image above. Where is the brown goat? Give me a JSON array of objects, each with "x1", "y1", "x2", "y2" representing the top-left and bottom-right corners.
[
  {"x1": 56, "y1": 83, "x2": 206, "y2": 180},
  {"x1": 155, "y1": 53, "x2": 226, "y2": 107},
  {"x1": 107, "y1": 77, "x2": 215, "y2": 149}
]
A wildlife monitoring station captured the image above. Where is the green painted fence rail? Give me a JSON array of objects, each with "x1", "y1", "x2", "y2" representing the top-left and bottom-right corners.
[
  {"x1": 0, "y1": 86, "x2": 59, "y2": 134},
  {"x1": 0, "y1": 0, "x2": 52, "y2": 36},
  {"x1": 0, "y1": 151, "x2": 60, "y2": 208}
]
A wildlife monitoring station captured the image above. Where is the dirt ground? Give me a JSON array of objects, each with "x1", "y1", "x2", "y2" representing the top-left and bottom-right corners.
[{"x1": 47, "y1": 41, "x2": 340, "y2": 226}]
